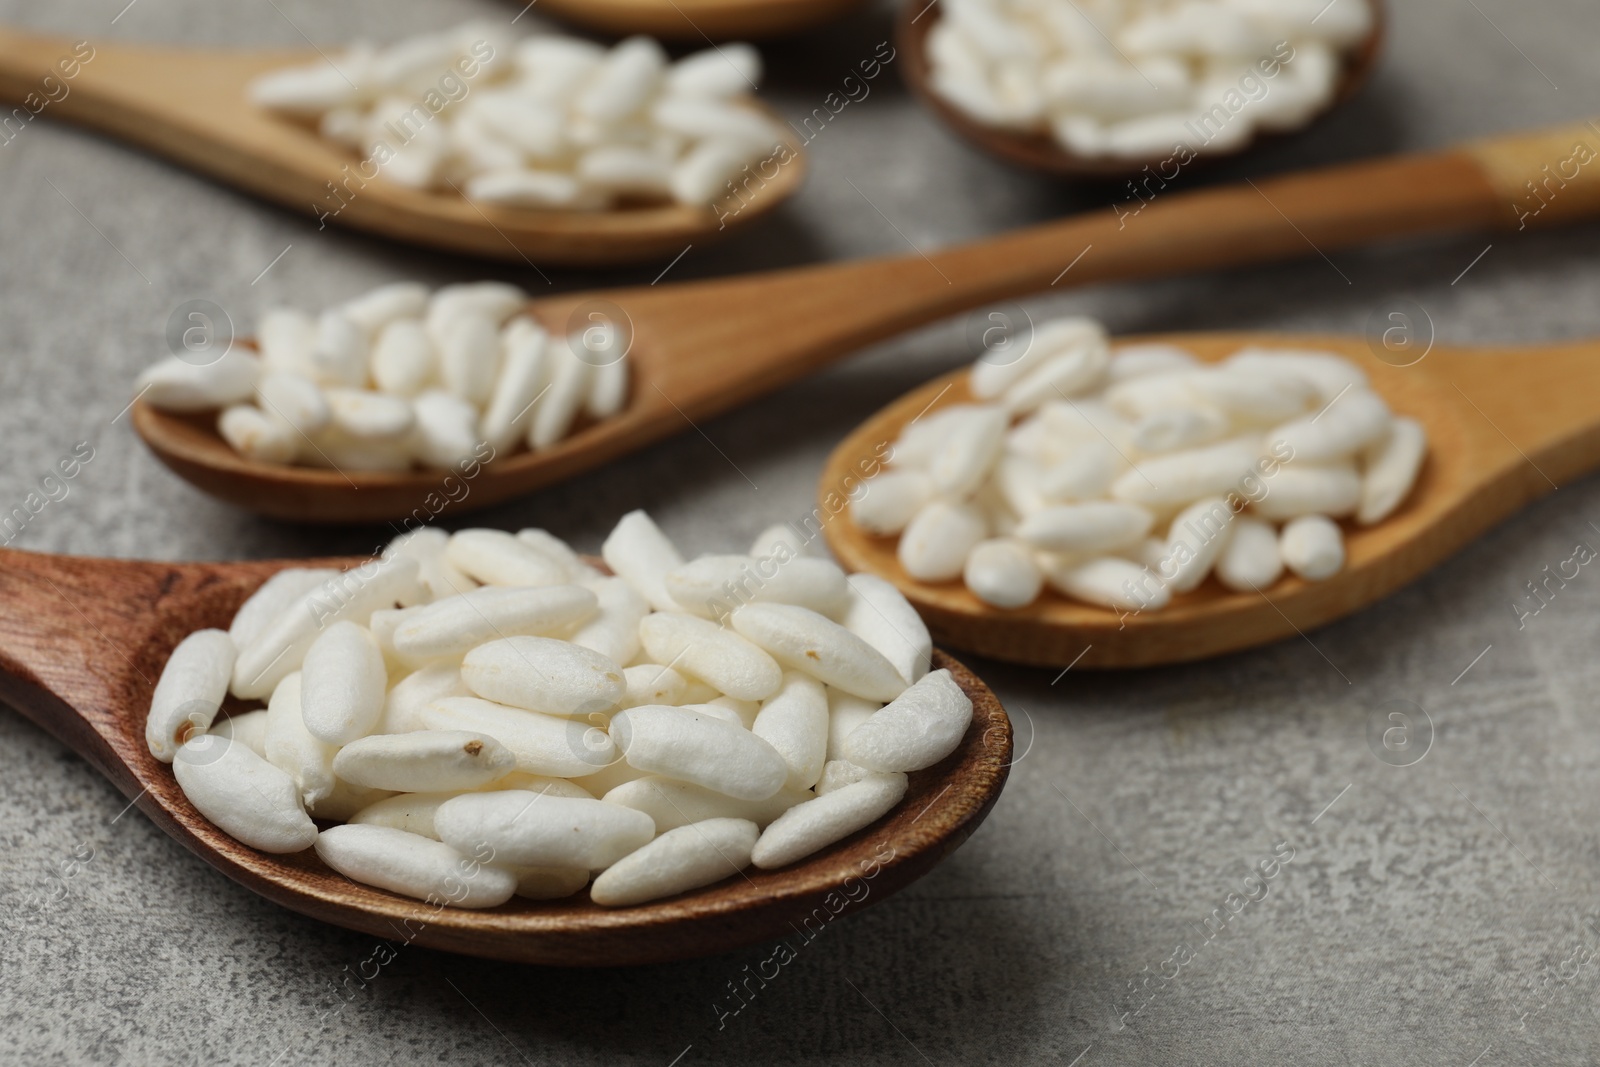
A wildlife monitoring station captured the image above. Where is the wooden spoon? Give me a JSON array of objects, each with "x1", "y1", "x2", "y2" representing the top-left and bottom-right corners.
[
  {"x1": 0, "y1": 28, "x2": 805, "y2": 266},
  {"x1": 128, "y1": 118, "x2": 1600, "y2": 523},
  {"x1": 821, "y1": 330, "x2": 1600, "y2": 669},
  {"x1": 535, "y1": 0, "x2": 869, "y2": 42},
  {"x1": 896, "y1": 0, "x2": 1387, "y2": 178},
  {"x1": 0, "y1": 547, "x2": 1010, "y2": 965}
]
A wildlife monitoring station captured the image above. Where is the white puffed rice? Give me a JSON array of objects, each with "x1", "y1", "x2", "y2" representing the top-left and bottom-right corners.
[
  {"x1": 136, "y1": 282, "x2": 631, "y2": 472},
  {"x1": 925, "y1": 0, "x2": 1373, "y2": 160},
  {"x1": 851, "y1": 315, "x2": 1425, "y2": 612},
  {"x1": 151, "y1": 510, "x2": 975, "y2": 908},
  {"x1": 249, "y1": 24, "x2": 787, "y2": 210}
]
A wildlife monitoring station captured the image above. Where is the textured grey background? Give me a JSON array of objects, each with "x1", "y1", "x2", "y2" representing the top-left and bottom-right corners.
[{"x1": 3, "y1": 0, "x2": 1600, "y2": 1063}]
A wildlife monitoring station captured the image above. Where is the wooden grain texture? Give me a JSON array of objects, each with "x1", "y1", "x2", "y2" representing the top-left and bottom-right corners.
[
  {"x1": 896, "y1": 0, "x2": 1387, "y2": 178},
  {"x1": 536, "y1": 0, "x2": 868, "y2": 41},
  {"x1": 0, "y1": 28, "x2": 805, "y2": 266},
  {"x1": 821, "y1": 331, "x2": 1600, "y2": 668},
  {"x1": 0, "y1": 549, "x2": 1011, "y2": 966},
  {"x1": 1460, "y1": 122, "x2": 1600, "y2": 229},
  {"x1": 129, "y1": 121, "x2": 1596, "y2": 523}
]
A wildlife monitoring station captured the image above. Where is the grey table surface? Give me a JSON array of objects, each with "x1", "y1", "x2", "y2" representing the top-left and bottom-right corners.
[{"x1": 3, "y1": 0, "x2": 1600, "y2": 1063}]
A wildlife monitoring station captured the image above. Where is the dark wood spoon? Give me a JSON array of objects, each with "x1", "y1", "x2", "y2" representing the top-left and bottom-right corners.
[{"x1": 0, "y1": 547, "x2": 1010, "y2": 965}]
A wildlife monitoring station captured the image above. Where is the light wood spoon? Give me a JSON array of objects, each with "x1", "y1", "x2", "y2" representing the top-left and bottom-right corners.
[
  {"x1": 897, "y1": 0, "x2": 1387, "y2": 178},
  {"x1": 0, "y1": 28, "x2": 805, "y2": 266},
  {"x1": 128, "y1": 118, "x2": 1600, "y2": 523},
  {"x1": 822, "y1": 330, "x2": 1600, "y2": 669},
  {"x1": 0, "y1": 547, "x2": 1010, "y2": 965},
  {"x1": 536, "y1": 0, "x2": 869, "y2": 42}
]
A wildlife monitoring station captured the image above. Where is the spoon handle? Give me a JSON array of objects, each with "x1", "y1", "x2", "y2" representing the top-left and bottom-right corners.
[
  {"x1": 0, "y1": 27, "x2": 304, "y2": 181},
  {"x1": 1431, "y1": 338, "x2": 1600, "y2": 493},
  {"x1": 630, "y1": 120, "x2": 1600, "y2": 413},
  {"x1": 0, "y1": 25, "x2": 80, "y2": 92},
  {"x1": 932, "y1": 120, "x2": 1600, "y2": 299}
]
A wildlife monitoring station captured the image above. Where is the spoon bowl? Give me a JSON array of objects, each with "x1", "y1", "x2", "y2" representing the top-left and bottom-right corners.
[
  {"x1": 821, "y1": 331, "x2": 1600, "y2": 668},
  {"x1": 536, "y1": 0, "x2": 870, "y2": 42},
  {"x1": 130, "y1": 119, "x2": 1600, "y2": 522},
  {"x1": 0, "y1": 28, "x2": 804, "y2": 265},
  {"x1": 896, "y1": 0, "x2": 1386, "y2": 178},
  {"x1": 0, "y1": 547, "x2": 1010, "y2": 966}
]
